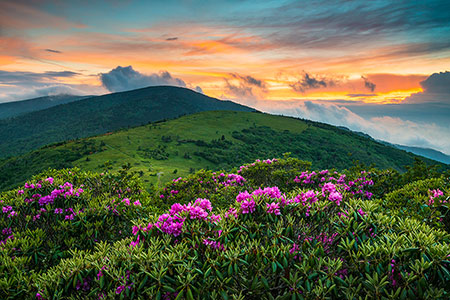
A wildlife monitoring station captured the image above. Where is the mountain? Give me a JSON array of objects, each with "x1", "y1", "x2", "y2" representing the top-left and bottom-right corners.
[
  {"x1": 392, "y1": 145, "x2": 450, "y2": 164},
  {"x1": 0, "y1": 110, "x2": 446, "y2": 192},
  {"x1": 0, "y1": 94, "x2": 88, "y2": 120},
  {"x1": 338, "y1": 126, "x2": 450, "y2": 165},
  {"x1": 0, "y1": 86, "x2": 255, "y2": 159}
]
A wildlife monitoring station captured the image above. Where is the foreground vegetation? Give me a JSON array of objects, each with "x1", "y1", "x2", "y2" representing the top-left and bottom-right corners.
[
  {"x1": 0, "y1": 157, "x2": 449, "y2": 299},
  {"x1": 0, "y1": 111, "x2": 446, "y2": 192}
]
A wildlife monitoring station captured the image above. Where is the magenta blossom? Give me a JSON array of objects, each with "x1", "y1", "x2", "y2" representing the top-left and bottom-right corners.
[{"x1": 266, "y1": 202, "x2": 281, "y2": 215}]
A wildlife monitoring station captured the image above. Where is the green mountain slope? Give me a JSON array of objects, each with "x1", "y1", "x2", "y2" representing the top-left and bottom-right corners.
[
  {"x1": 0, "y1": 86, "x2": 255, "y2": 158},
  {"x1": 0, "y1": 94, "x2": 87, "y2": 120},
  {"x1": 0, "y1": 110, "x2": 446, "y2": 191}
]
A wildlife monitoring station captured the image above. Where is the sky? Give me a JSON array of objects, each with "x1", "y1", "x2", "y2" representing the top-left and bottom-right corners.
[{"x1": 1, "y1": 0, "x2": 449, "y2": 154}]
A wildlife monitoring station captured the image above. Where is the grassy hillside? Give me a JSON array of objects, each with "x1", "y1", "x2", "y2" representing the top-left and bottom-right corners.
[
  {"x1": 0, "y1": 94, "x2": 87, "y2": 120},
  {"x1": 0, "y1": 86, "x2": 254, "y2": 158},
  {"x1": 0, "y1": 110, "x2": 446, "y2": 192}
]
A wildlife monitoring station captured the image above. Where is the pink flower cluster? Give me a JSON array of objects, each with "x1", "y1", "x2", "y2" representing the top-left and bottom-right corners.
[
  {"x1": 266, "y1": 202, "x2": 280, "y2": 215},
  {"x1": 133, "y1": 199, "x2": 217, "y2": 239},
  {"x1": 236, "y1": 187, "x2": 284, "y2": 214},
  {"x1": 203, "y1": 238, "x2": 225, "y2": 251},
  {"x1": 292, "y1": 170, "x2": 374, "y2": 200},
  {"x1": 321, "y1": 183, "x2": 343, "y2": 206},
  {"x1": 428, "y1": 189, "x2": 445, "y2": 205},
  {"x1": 237, "y1": 158, "x2": 278, "y2": 173},
  {"x1": 1, "y1": 206, "x2": 16, "y2": 218}
]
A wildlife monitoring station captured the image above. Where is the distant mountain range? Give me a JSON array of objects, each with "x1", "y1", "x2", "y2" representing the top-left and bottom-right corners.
[
  {"x1": 384, "y1": 143, "x2": 450, "y2": 165},
  {"x1": 337, "y1": 126, "x2": 450, "y2": 165},
  {"x1": 0, "y1": 94, "x2": 88, "y2": 120},
  {"x1": 0, "y1": 86, "x2": 255, "y2": 159}
]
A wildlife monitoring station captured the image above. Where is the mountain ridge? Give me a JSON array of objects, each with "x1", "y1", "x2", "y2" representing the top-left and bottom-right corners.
[{"x1": 0, "y1": 86, "x2": 255, "y2": 159}]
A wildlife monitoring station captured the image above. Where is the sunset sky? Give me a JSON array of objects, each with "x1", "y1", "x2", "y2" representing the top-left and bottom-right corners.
[{"x1": 1, "y1": 0, "x2": 449, "y2": 153}]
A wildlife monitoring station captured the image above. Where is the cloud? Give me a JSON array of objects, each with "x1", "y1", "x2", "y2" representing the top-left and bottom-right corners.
[
  {"x1": 0, "y1": 1, "x2": 86, "y2": 31},
  {"x1": 405, "y1": 71, "x2": 450, "y2": 104},
  {"x1": 166, "y1": 37, "x2": 178, "y2": 41},
  {"x1": 194, "y1": 86, "x2": 203, "y2": 94},
  {"x1": 99, "y1": 66, "x2": 187, "y2": 92},
  {"x1": 290, "y1": 72, "x2": 335, "y2": 93},
  {"x1": 420, "y1": 71, "x2": 450, "y2": 94},
  {"x1": 0, "y1": 70, "x2": 79, "y2": 84},
  {"x1": 0, "y1": 69, "x2": 104, "y2": 103},
  {"x1": 45, "y1": 49, "x2": 62, "y2": 53},
  {"x1": 254, "y1": 99, "x2": 450, "y2": 155},
  {"x1": 362, "y1": 76, "x2": 376, "y2": 92},
  {"x1": 346, "y1": 93, "x2": 377, "y2": 97},
  {"x1": 223, "y1": 73, "x2": 267, "y2": 101}
]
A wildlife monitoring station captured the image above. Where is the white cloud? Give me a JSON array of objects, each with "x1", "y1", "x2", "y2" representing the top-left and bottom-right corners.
[{"x1": 251, "y1": 100, "x2": 450, "y2": 155}]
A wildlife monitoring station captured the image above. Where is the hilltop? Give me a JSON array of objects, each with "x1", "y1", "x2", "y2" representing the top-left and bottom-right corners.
[
  {"x1": 0, "y1": 94, "x2": 87, "y2": 120},
  {"x1": 0, "y1": 110, "x2": 445, "y2": 192},
  {"x1": 0, "y1": 86, "x2": 255, "y2": 158}
]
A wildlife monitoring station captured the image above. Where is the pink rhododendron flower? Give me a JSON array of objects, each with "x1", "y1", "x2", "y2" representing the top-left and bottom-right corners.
[
  {"x1": 241, "y1": 199, "x2": 256, "y2": 214},
  {"x1": 328, "y1": 191, "x2": 343, "y2": 206},
  {"x1": 266, "y1": 202, "x2": 281, "y2": 215},
  {"x1": 122, "y1": 198, "x2": 130, "y2": 206},
  {"x1": 236, "y1": 191, "x2": 251, "y2": 203}
]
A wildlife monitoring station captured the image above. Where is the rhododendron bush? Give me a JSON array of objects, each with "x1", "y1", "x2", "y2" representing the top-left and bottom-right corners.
[{"x1": 1, "y1": 158, "x2": 449, "y2": 299}]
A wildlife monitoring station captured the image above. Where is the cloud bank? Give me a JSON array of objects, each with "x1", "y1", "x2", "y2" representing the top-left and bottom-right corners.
[
  {"x1": 100, "y1": 66, "x2": 188, "y2": 92},
  {"x1": 406, "y1": 71, "x2": 450, "y2": 104},
  {"x1": 253, "y1": 99, "x2": 450, "y2": 155}
]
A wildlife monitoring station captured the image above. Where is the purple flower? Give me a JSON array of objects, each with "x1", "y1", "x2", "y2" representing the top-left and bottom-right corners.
[
  {"x1": 266, "y1": 202, "x2": 281, "y2": 215},
  {"x1": 2, "y1": 206, "x2": 12, "y2": 213},
  {"x1": 241, "y1": 199, "x2": 256, "y2": 214},
  {"x1": 328, "y1": 191, "x2": 343, "y2": 206},
  {"x1": 116, "y1": 285, "x2": 126, "y2": 294}
]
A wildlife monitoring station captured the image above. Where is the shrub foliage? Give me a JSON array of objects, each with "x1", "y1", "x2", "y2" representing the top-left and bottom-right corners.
[{"x1": 0, "y1": 158, "x2": 449, "y2": 299}]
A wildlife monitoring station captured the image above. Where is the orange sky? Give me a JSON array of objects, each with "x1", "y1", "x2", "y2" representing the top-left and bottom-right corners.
[{"x1": 0, "y1": 0, "x2": 449, "y2": 104}]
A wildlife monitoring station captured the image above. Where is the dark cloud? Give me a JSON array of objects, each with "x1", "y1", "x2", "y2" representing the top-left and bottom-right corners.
[
  {"x1": 0, "y1": 70, "x2": 78, "y2": 84},
  {"x1": 224, "y1": 73, "x2": 267, "y2": 100},
  {"x1": 230, "y1": 73, "x2": 267, "y2": 89},
  {"x1": 421, "y1": 71, "x2": 450, "y2": 94},
  {"x1": 405, "y1": 71, "x2": 450, "y2": 104},
  {"x1": 290, "y1": 72, "x2": 335, "y2": 93},
  {"x1": 194, "y1": 86, "x2": 203, "y2": 94},
  {"x1": 45, "y1": 48, "x2": 62, "y2": 53},
  {"x1": 361, "y1": 76, "x2": 376, "y2": 92},
  {"x1": 226, "y1": 0, "x2": 450, "y2": 60},
  {"x1": 166, "y1": 37, "x2": 178, "y2": 41},
  {"x1": 100, "y1": 66, "x2": 187, "y2": 92},
  {"x1": 347, "y1": 93, "x2": 377, "y2": 97}
]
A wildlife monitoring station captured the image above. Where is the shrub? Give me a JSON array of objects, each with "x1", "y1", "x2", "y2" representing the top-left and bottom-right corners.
[{"x1": 35, "y1": 177, "x2": 450, "y2": 299}]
